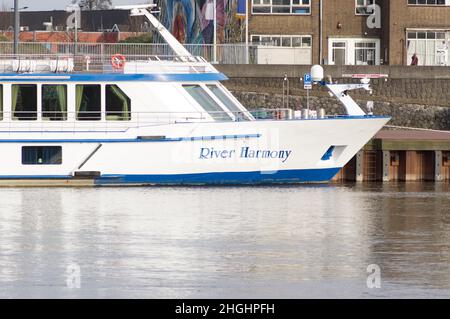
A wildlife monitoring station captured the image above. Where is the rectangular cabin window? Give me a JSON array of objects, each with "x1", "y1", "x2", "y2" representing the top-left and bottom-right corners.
[
  {"x1": 0, "y1": 84, "x2": 3, "y2": 121},
  {"x1": 76, "y1": 85, "x2": 101, "y2": 121},
  {"x1": 42, "y1": 85, "x2": 67, "y2": 121},
  {"x1": 106, "y1": 85, "x2": 131, "y2": 121},
  {"x1": 183, "y1": 85, "x2": 232, "y2": 121},
  {"x1": 206, "y1": 85, "x2": 251, "y2": 121},
  {"x1": 12, "y1": 84, "x2": 37, "y2": 121},
  {"x1": 22, "y1": 146, "x2": 62, "y2": 165}
]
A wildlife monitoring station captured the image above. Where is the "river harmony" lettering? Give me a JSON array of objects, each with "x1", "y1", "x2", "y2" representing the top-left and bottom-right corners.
[{"x1": 199, "y1": 147, "x2": 292, "y2": 163}]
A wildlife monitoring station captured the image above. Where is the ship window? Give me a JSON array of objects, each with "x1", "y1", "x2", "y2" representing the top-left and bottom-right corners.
[
  {"x1": 183, "y1": 85, "x2": 232, "y2": 121},
  {"x1": 206, "y1": 85, "x2": 251, "y2": 121},
  {"x1": 22, "y1": 146, "x2": 62, "y2": 165},
  {"x1": 76, "y1": 85, "x2": 101, "y2": 121},
  {"x1": 0, "y1": 84, "x2": 3, "y2": 121},
  {"x1": 42, "y1": 85, "x2": 67, "y2": 121},
  {"x1": 106, "y1": 85, "x2": 131, "y2": 121},
  {"x1": 12, "y1": 84, "x2": 37, "y2": 121}
]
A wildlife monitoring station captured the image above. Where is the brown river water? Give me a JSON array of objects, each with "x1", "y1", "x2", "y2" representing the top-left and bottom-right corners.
[{"x1": 0, "y1": 183, "x2": 449, "y2": 298}]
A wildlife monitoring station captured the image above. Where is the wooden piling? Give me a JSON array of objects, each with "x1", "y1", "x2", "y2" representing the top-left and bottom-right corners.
[{"x1": 337, "y1": 129, "x2": 450, "y2": 182}]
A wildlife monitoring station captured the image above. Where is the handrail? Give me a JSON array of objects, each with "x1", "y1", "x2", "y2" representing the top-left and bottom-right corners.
[
  {"x1": 0, "y1": 53, "x2": 215, "y2": 74},
  {"x1": 0, "y1": 110, "x2": 253, "y2": 124},
  {"x1": 0, "y1": 110, "x2": 373, "y2": 134}
]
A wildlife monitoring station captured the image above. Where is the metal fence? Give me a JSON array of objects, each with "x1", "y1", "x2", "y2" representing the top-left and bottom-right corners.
[{"x1": 0, "y1": 42, "x2": 312, "y2": 65}]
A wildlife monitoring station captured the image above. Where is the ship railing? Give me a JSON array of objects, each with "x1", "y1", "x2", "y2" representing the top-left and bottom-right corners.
[
  {"x1": 0, "y1": 53, "x2": 214, "y2": 74},
  {"x1": 0, "y1": 109, "x2": 308, "y2": 131},
  {"x1": 0, "y1": 41, "x2": 316, "y2": 65}
]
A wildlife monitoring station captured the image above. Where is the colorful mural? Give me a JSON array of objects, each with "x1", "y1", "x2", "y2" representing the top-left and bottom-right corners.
[{"x1": 157, "y1": 0, "x2": 244, "y2": 45}]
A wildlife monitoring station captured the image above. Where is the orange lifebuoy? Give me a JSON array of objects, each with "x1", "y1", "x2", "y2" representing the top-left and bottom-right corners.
[
  {"x1": 111, "y1": 54, "x2": 126, "y2": 69},
  {"x1": 275, "y1": 110, "x2": 283, "y2": 120}
]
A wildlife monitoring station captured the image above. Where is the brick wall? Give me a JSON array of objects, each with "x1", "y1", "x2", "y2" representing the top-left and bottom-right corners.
[
  {"x1": 387, "y1": 2, "x2": 450, "y2": 65},
  {"x1": 248, "y1": 0, "x2": 450, "y2": 65}
]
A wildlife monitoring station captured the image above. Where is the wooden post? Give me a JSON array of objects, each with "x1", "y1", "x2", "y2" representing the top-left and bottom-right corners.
[
  {"x1": 382, "y1": 150, "x2": 390, "y2": 182},
  {"x1": 405, "y1": 151, "x2": 416, "y2": 181},
  {"x1": 435, "y1": 150, "x2": 443, "y2": 182},
  {"x1": 356, "y1": 150, "x2": 364, "y2": 182}
]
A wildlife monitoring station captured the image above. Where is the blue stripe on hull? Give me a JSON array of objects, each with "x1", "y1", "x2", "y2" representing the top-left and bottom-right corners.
[{"x1": 95, "y1": 168, "x2": 341, "y2": 185}]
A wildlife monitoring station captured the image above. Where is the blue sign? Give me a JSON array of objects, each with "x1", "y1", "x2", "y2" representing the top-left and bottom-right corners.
[
  {"x1": 237, "y1": 0, "x2": 247, "y2": 16},
  {"x1": 304, "y1": 73, "x2": 312, "y2": 89}
]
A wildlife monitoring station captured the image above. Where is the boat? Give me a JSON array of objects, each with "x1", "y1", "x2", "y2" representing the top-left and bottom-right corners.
[{"x1": 0, "y1": 4, "x2": 389, "y2": 186}]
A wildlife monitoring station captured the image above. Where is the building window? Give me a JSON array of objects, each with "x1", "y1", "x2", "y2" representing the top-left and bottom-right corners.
[
  {"x1": 407, "y1": 31, "x2": 450, "y2": 66},
  {"x1": 407, "y1": 0, "x2": 447, "y2": 5},
  {"x1": 106, "y1": 85, "x2": 131, "y2": 121},
  {"x1": 0, "y1": 84, "x2": 2, "y2": 121},
  {"x1": 251, "y1": 34, "x2": 312, "y2": 64},
  {"x1": 355, "y1": 0, "x2": 376, "y2": 15},
  {"x1": 355, "y1": 42, "x2": 377, "y2": 65},
  {"x1": 42, "y1": 85, "x2": 67, "y2": 121},
  {"x1": 252, "y1": 0, "x2": 311, "y2": 14},
  {"x1": 12, "y1": 84, "x2": 37, "y2": 121},
  {"x1": 251, "y1": 35, "x2": 312, "y2": 47},
  {"x1": 329, "y1": 38, "x2": 380, "y2": 65},
  {"x1": 22, "y1": 146, "x2": 62, "y2": 165},
  {"x1": 183, "y1": 85, "x2": 232, "y2": 121},
  {"x1": 76, "y1": 85, "x2": 101, "y2": 121}
]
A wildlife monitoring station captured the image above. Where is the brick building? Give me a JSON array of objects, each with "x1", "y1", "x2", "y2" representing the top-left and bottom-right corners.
[
  {"x1": 248, "y1": 0, "x2": 450, "y2": 66},
  {"x1": 1, "y1": 1, "x2": 449, "y2": 65},
  {"x1": 0, "y1": 9, "x2": 147, "y2": 43}
]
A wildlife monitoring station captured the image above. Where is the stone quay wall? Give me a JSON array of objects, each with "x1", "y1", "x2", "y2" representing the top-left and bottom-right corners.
[{"x1": 217, "y1": 65, "x2": 450, "y2": 130}]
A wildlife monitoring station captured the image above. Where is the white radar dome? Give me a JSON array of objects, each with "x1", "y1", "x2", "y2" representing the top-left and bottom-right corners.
[{"x1": 311, "y1": 65, "x2": 324, "y2": 82}]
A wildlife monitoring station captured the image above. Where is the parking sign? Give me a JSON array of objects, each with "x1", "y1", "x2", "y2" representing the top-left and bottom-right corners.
[{"x1": 304, "y1": 73, "x2": 312, "y2": 90}]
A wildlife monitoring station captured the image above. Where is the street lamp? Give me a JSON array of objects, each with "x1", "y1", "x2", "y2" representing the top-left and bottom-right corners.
[
  {"x1": 205, "y1": 0, "x2": 217, "y2": 63},
  {"x1": 66, "y1": 4, "x2": 81, "y2": 55},
  {"x1": 13, "y1": 0, "x2": 28, "y2": 55}
]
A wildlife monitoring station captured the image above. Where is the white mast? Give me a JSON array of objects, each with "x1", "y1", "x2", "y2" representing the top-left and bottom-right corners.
[
  {"x1": 115, "y1": 4, "x2": 192, "y2": 57},
  {"x1": 326, "y1": 83, "x2": 370, "y2": 116}
]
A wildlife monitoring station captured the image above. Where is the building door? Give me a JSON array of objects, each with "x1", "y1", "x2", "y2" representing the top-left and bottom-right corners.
[{"x1": 332, "y1": 41, "x2": 346, "y2": 65}]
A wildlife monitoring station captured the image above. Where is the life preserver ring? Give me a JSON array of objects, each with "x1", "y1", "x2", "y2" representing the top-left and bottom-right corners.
[
  {"x1": 275, "y1": 110, "x2": 283, "y2": 120},
  {"x1": 111, "y1": 54, "x2": 126, "y2": 69}
]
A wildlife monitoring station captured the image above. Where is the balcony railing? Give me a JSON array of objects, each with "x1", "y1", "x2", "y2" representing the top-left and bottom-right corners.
[{"x1": 0, "y1": 41, "x2": 313, "y2": 65}]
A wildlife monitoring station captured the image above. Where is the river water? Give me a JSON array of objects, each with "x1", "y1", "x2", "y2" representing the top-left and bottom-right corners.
[{"x1": 0, "y1": 183, "x2": 449, "y2": 299}]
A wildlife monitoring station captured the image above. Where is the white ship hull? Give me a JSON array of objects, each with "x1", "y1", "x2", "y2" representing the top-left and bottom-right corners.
[{"x1": 0, "y1": 117, "x2": 389, "y2": 185}]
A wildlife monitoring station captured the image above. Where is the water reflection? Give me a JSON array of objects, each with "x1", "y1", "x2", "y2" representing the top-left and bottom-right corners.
[{"x1": 0, "y1": 183, "x2": 449, "y2": 298}]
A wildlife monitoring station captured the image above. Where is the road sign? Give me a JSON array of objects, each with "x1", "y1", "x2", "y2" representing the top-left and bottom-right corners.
[{"x1": 304, "y1": 73, "x2": 312, "y2": 90}]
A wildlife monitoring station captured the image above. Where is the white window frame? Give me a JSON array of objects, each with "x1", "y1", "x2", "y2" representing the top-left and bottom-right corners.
[
  {"x1": 355, "y1": 0, "x2": 376, "y2": 15},
  {"x1": 179, "y1": 83, "x2": 235, "y2": 121},
  {"x1": 354, "y1": 42, "x2": 377, "y2": 65},
  {"x1": 406, "y1": 29, "x2": 450, "y2": 66},
  {"x1": 407, "y1": 0, "x2": 450, "y2": 6},
  {"x1": 328, "y1": 38, "x2": 381, "y2": 65},
  {"x1": 205, "y1": 83, "x2": 255, "y2": 121},
  {"x1": 251, "y1": 34, "x2": 312, "y2": 48},
  {"x1": 252, "y1": 0, "x2": 312, "y2": 15},
  {"x1": 330, "y1": 41, "x2": 348, "y2": 65}
]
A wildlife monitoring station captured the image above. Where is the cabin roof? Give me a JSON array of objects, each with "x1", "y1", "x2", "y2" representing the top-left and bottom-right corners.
[{"x1": 0, "y1": 72, "x2": 228, "y2": 82}]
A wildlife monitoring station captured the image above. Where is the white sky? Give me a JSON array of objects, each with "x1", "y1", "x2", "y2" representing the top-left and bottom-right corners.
[{"x1": 2, "y1": 0, "x2": 145, "y2": 11}]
